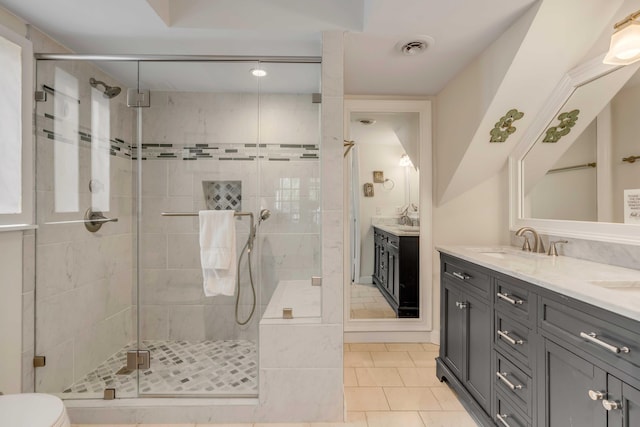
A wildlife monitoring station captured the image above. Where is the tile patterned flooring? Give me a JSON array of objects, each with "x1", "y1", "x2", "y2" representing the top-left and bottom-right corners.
[
  {"x1": 71, "y1": 342, "x2": 479, "y2": 427},
  {"x1": 65, "y1": 340, "x2": 257, "y2": 395},
  {"x1": 349, "y1": 283, "x2": 396, "y2": 319}
]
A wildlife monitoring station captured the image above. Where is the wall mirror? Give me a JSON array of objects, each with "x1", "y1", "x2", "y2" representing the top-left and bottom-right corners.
[
  {"x1": 343, "y1": 99, "x2": 433, "y2": 335},
  {"x1": 510, "y1": 56, "x2": 640, "y2": 243}
]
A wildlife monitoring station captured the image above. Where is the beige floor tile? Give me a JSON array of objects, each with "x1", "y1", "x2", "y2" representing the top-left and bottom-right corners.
[
  {"x1": 345, "y1": 386, "x2": 390, "y2": 411},
  {"x1": 370, "y1": 351, "x2": 414, "y2": 367},
  {"x1": 197, "y1": 424, "x2": 253, "y2": 427},
  {"x1": 419, "y1": 410, "x2": 480, "y2": 427},
  {"x1": 254, "y1": 423, "x2": 310, "y2": 427},
  {"x1": 397, "y1": 367, "x2": 444, "y2": 387},
  {"x1": 431, "y1": 386, "x2": 466, "y2": 410},
  {"x1": 344, "y1": 367, "x2": 358, "y2": 386},
  {"x1": 343, "y1": 343, "x2": 350, "y2": 352},
  {"x1": 383, "y1": 387, "x2": 442, "y2": 411},
  {"x1": 344, "y1": 351, "x2": 374, "y2": 367},
  {"x1": 408, "y1": 351, "x2": 438, "y2": 367},
  {"x1": 421, "y1": 343, "x2": 439, "y2": 352},
  {"x1": 355, "y1": 367, "x2": 403, "y2": 387},
  {"x1": 349, "y1": 343, "x2": 388, "y2": 352},
  {"x1": 385, "y1": 343, "x2": 425, "y2": 352},
  {"x1": 346, "y1": 412, "x2": 367, "y2": 427},
  {"x1": 366, "y1": 411, "x2": 426, "y2": 427},
  {"x1": 138, "y1": 425, "x2": 195, "y2": 427}
]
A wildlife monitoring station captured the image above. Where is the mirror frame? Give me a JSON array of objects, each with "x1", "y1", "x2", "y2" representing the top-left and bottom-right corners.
[
  {"x1": 343, "y1": 98, "x2": 433, "y2": 335},
  {"x1": 510, "y1": 54, "x2": 640, "y2": 245}
]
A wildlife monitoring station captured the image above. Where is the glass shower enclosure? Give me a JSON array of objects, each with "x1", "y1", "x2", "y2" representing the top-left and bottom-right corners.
[{"x1": 32, "y1": 56, "x2": 321, "y2": 399}]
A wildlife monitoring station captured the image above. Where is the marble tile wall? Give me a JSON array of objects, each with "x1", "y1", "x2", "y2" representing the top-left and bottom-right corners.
[
  {"x1": 32, "y1": 59, "x2": 135, "y2": 394},
  {"x1": 139, "y1": 91, "x2": 322, "y2": 343}
]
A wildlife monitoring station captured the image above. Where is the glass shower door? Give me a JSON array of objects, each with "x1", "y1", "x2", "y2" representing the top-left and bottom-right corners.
[
  {"x1": 33, "y1": 59, "x2": 138, "y2": 399},
  {"x1": 136, "y1": 61, "x2": 262, "y2": 396}
]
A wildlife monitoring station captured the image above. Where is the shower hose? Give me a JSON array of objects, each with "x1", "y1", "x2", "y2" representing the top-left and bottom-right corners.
[{"x1": 235, "y1": 237, "x2": 256, "y2": 325}]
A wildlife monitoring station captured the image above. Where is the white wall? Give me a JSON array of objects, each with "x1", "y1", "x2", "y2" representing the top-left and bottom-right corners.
[{"x1": 0, "y1": 231, "x2": 23, "y2": 394}]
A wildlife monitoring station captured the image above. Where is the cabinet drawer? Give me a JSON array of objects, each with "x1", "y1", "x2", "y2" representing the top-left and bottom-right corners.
[
  {"x1": 540, "y1": 297, "x2": 640, "y2": 381},
  {"x1": 496, "y1": 392, "x2": 531, "y2": 427},
  {"x1": 495, "y1": 277, "x2": 534, "y2": 326},
  {"x1": 495, "y1": 312, "x2": 533, "y2": 372},
  {"x1": 495, "y1": 351, "x2": 532, "y2": 418},
  {"x1": 442, "y1": 256, "x2": 491, "y2": 299}
]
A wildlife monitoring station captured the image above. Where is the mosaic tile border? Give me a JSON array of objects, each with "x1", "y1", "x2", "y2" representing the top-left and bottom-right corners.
[{"x1": 36, "y1": 113, "x2": 319, "y2": 161}]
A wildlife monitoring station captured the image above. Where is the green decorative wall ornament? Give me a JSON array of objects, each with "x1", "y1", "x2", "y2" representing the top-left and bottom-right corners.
[
  {"x1": 489, "y1": 109, "x2": 525, "y2": 143},
  {"x1": 543, "y1": 109, "x2": 580, "y2": 143}
]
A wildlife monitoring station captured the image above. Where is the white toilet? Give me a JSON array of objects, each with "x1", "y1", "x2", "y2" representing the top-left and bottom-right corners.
[{"x1": 0, "y1": 393, "x2": 70, "y2": 427}]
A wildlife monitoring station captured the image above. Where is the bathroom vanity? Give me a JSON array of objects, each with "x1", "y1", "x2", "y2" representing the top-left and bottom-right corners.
[
  {"x1": 372, "y1": 225, "x2": 419, "y2": 318},
  {"x1": 436, "y1": 246, "x2": 640, "y2": 427}
]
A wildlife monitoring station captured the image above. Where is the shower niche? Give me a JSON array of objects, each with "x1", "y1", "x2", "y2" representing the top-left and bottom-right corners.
[{"x1": 32, "y1": 57, "x2": 322, "y2": 400}]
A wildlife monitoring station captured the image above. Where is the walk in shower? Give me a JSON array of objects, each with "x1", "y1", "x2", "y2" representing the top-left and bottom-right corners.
[{"x1": 33, "y1": 56, "x2": 322, "y2": 399}]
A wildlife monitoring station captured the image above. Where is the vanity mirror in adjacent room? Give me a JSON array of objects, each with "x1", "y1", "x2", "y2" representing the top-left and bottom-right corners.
[
  {"x1": 510, "y1": 56, "x2": 640, "y2": 243},
  {"x1": 343, "y1": 99, "x2": 433, "y2": 335}
]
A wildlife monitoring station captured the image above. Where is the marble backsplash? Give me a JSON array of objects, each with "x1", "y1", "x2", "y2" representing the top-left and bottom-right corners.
[{"x1": 509, "y1": 232, "x2": 640, "y2": 270}]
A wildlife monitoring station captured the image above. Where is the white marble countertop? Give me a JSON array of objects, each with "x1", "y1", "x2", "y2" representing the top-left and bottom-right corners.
[
  {"x1": 374, "y1": 224, "x2": 420, "y2": 237},
  {"x1": 437, "y1": 245, "x2": 640, "y2": 322}
]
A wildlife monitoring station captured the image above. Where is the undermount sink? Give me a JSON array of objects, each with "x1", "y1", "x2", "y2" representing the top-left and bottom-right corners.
[
  {"x1": 589, "y1": 280, "x2": 640, "y2": 290},
  {"x1": 481, "y1": 252, "x2": 508, "y2": 259}
]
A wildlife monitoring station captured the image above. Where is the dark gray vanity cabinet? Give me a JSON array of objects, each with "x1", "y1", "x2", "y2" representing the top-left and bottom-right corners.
[
  {"x1": 436, "y1": 252, "x2": 640, "y2": 427},
  {"x1": 372, "y1": 227, "x2": 418, "y2": 318},
  {"x1": 440, "y1": 258, "x2": 492, "y2": 414}
]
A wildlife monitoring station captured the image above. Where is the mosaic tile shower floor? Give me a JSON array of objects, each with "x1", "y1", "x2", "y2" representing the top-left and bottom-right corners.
[{"x1": 63, "y1": 340, "x2": 257, "y2": 395}]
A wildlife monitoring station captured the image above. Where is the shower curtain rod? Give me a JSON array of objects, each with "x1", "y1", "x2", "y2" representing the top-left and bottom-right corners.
[{"x1": 34, "y1": 54, "x2": 322, "y2": 63}]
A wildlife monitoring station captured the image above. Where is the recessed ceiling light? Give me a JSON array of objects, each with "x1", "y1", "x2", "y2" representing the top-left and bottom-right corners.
[
  {"x1": 396, "y1": 36, "x2": 435, "y2": 56},
  {"x1": 251, "y1": 68, "x2": 267, "y2": 77}
]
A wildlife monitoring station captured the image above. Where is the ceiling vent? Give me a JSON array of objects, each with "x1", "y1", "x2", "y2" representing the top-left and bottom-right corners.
[{"x1": 397, "y1": 36, "x2": 435, "y2": 56}]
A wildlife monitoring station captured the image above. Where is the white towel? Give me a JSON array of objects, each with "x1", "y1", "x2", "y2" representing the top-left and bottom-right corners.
[{"x1": 199, "y1": 210, "x2": 236, "y2": 296}]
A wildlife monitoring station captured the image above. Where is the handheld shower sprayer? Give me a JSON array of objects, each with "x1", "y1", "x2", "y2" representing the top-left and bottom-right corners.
[{"x1": 236, "y1": 208, "x2": 271, "y2": 325}]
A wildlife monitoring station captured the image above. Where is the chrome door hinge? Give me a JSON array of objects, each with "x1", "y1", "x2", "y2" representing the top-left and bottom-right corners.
[
  {"x1": 103, "y1": 388, "x2": 116, "y2": 400},
  {"x1": 311, "y1": 276, "x2": 322, "y2": 286},
  {"x1": 312, "y1": 93, "x2": 321, "y2": 103},
  {"x1": 33, "y1": 356, "x2": 46, "y2": 367},
  {"x1": 127, "y1": 89, "x2": 151, "y2": 108},
  {"x1": 126, "y1": 350, "x2": 151, "y2": 371},
  {"x1": 34, "y1": 91, "x2": 47, "y2": 102}
]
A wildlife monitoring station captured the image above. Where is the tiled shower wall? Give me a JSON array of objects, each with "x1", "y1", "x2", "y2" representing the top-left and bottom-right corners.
[
  {"x1": 139, "y1": 91, "x2": 321, "y2": 342},
  {"x1": 32, "y1": 59, "x2": 135, "y2": 393}
]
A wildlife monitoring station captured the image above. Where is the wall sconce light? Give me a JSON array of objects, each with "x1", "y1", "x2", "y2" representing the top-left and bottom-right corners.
[
  {"x1": 399, "y1": 154, "x2": 413, "y2": 168},
  {"x1": 604, "y1": 10, "x2": 640, "y2": 65}
]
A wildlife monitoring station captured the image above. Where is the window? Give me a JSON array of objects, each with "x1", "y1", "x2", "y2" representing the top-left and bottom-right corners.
[{"x1": 0, "y1": 24, "x2": 33, "y2": 226}]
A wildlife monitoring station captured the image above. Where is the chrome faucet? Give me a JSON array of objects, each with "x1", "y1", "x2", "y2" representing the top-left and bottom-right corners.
[{"x1": 515, "y1": 227, "x2": 545, "y2": 253}]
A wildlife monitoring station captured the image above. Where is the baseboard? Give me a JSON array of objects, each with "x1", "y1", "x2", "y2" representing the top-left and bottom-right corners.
[
  {"x1": 344, "y1": 330, "x2": 435, "y2": 343},
  {"x1": 435, "y1": 358, "x2": 495, "y2": 427}
]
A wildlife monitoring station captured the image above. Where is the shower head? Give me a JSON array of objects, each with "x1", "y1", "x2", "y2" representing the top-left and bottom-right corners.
[
  {"x1": 259, "y1": 209, "x2": 271, "y2": 223},
  {"x1": 89, "y1": 77, "x2": 121, "y2": 99}
]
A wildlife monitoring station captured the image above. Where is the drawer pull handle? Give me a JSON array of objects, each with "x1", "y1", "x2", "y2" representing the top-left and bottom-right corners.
[
  {"x1": 496, "y1": 371, "x2": 523, "y2": 391},
  {"x1": 579, "y1": 332, "x2": 630, "y2": 354},
  {"x1": 497, "y1": 292, "x2": 523, "y2": 305},
  {"x1": 496, "y1": 413, "x2": 511, "y2": 427},
  {"x1": 452, "y1": 272, "x2": 471, "y2": 280},
  {"x1": 455, "y1": 301, "x2": 468, "y2": 310},
  {"x1": 497, "y1": 330, "x2": 524, "y2": 346},
  {"x1": 588, "y1": 390, "x2": 605, "y2": 401},
  {"x1": 603, "y1": 399, "x2": 621, "y2": 411}
]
